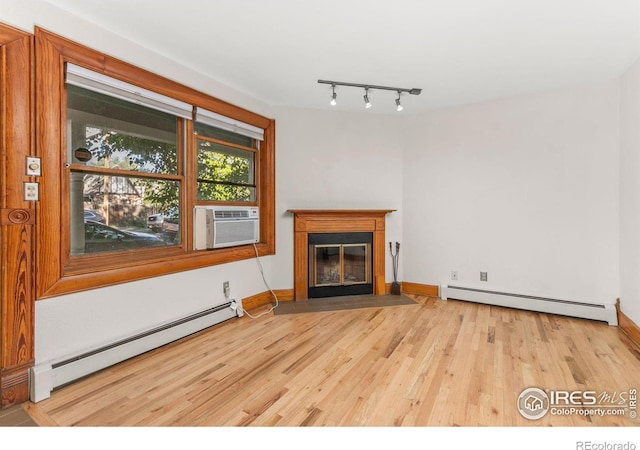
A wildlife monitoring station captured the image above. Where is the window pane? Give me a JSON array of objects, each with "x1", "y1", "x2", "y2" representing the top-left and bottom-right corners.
[
  {"x1": 196, "y1": 138, "x2": 256, "y2": 202},
  {"x1": 67, "y1": 85, "x2": 178, "y2": 174},
  {"x1": 197, "y1": 183, "x2": 256, "y2": 202},
  {"x1": 70, "y1": 172, "x2": 181, "y2": 255}
]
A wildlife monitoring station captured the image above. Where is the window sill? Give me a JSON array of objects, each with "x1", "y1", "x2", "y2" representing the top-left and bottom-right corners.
[{"x1": 38, "y1": 242, "x2": 274, "y2": 299}]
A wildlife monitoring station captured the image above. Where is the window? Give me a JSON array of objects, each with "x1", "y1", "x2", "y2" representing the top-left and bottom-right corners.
[
  {"x1": 195, "y1": 122, "x2": 257, "y2": 203},
  {"x1": 66, "y1": 84, "x2": 183, "y2": 255},
  {"x1": 35, "y1": 28, "x2": 275, "y2": 298}
]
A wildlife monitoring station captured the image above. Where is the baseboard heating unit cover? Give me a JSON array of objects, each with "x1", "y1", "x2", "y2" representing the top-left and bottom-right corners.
[
  {"x1": 30, "y1": 301, "x2": 243, "y2": 402},
  {"x1": 440, "y1": 284, "x2": 617, "y2": 326}
]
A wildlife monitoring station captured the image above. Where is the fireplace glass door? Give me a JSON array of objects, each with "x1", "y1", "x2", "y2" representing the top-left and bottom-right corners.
[{"x1": 311, "y1": 243, "x2": 371, "y2": 287}]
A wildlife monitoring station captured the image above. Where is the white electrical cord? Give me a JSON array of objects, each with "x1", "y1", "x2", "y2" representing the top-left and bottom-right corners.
[{"x1": 242, "y1": 243, "x2": 279, "y2": 319}]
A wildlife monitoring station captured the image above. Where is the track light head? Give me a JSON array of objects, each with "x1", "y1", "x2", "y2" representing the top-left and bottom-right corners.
[
  {"x1": 396, "y1": 91, "x2": 403, "y2": 112},
  {"x1": 364, "y1": 88, "x2": 372, "y2": 109},
  {"x1": 330, "y1": 85, "x2": 337, "y2": 106}
]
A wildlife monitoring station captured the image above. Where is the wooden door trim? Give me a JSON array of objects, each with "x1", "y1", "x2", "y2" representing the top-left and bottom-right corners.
[{"x1": 0, "y1": 22, "x2": 35, "y2": 409}]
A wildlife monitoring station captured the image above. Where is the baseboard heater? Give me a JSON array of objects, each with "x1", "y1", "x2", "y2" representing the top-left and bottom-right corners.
[
  {"x1": 30, "y1": 300, "x2": 243, "y2": 402},
  {"x1": 440, "y1": 284, "x2": 617, "y2": 326}
]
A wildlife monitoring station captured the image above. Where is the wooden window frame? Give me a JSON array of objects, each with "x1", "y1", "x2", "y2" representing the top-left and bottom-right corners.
[{"x1": 35, "y1": 28, "x2": 276, "y2": 299}]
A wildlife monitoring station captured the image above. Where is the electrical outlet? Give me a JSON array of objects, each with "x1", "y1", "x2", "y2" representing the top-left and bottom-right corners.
[
  {"x1": 24, "y1": 182, "x2": 39, "y2": 201},
  {"x1": 480, "y1": 272, "x2": 488, "y2": 282},
  {"x1": 223, "y1": 281, "x2": 230, "y2": 297},
  {"x1": 451, "y1": 271, "x2": 458, "y2": 281}
]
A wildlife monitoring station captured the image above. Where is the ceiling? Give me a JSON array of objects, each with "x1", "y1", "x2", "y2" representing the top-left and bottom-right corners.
[{"x1": 43, "y1": 0, "x2": 640, "y2": 114}]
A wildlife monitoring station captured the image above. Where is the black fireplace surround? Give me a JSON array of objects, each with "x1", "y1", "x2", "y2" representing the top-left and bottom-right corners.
[{"x1": 308, "y1": 232, "x2": 373, "y2": 298}]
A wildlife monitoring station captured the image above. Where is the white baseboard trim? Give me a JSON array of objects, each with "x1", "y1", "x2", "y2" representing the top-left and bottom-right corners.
[{"x1": 440, "y1": 284, "x2": 617, "y2": 326}]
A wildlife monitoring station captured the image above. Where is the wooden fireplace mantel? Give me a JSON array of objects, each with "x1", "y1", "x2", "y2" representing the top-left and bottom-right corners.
[{"x1": 288, "y1": 209, "x2": 395, "y2": 300}]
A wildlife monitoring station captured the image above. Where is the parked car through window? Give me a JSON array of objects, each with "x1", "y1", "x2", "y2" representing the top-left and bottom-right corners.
[
  {"x1": 84, "y1": 220, "x2": 166, "y2": 253},
  {"x1": 83, "y1": 209, "x2": 106, "y2": 223}
]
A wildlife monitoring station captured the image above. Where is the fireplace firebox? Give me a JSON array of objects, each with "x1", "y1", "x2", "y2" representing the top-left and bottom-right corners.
[{"x1": 308, "y1": 232, "x2": 373, "y2": 298}]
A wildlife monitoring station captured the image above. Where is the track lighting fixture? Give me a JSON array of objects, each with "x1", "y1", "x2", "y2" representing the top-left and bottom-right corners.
[
  {"x1": 364, "y1": 88, "x2": 372, "y2": 109},
  {"x1": 318, "y1": 79, "x2": 421, "y2": 111},
  {"x1": 395, "y1": 91, "x2": 403, "y2": 112}
]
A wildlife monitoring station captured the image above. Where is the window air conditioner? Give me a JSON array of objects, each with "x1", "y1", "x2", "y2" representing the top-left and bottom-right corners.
[{"x1": 193, "y1": 206, "x2": 259, "y2": 250}]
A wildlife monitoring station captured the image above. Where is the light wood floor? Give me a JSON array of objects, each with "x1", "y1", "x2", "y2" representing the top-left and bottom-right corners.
[{"x1": 25, "y1": 295, "x2": 640, "y2": 426}]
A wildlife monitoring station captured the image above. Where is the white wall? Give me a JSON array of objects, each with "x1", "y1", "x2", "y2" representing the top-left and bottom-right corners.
[
  {"x1": 269, "y1": 106, "x2": 404, "y2": 289},
  {"x1": 620, "y1": 57, "x2": 640, "y2": 326},
  {"x1": 402, "y1": 82, "x2": 621, "y2": 305},
  {"x1": 1, "y1": 0, "x2": 268, "y2": 115}
]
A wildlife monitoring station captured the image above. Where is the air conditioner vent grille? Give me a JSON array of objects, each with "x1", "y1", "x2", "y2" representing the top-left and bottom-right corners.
[{"x1": 214, "y1": 210, "x2": 249, "y2": 219}]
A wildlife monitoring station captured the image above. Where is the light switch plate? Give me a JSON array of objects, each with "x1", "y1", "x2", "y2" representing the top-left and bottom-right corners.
[{"x1": 26, "y1": 156, "x2": 41, "y2": 176}]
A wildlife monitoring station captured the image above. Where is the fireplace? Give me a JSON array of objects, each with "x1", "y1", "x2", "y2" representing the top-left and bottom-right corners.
[
  {"x1": 308, "y1": 232, "x2": 373, "y2": 298},
  {"x1": 288, "y1": 209, "x2": 395, "y2": 300}
]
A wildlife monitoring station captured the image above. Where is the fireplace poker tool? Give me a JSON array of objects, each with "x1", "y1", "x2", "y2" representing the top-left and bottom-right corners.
[{"x1": 390, "y1": 241, "x2": 400, "y2": 295}]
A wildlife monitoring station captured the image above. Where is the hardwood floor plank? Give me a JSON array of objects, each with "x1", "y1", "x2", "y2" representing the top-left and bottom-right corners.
[{"x1": 27, "y1": 295, "x2": 640, "y2": 427}]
